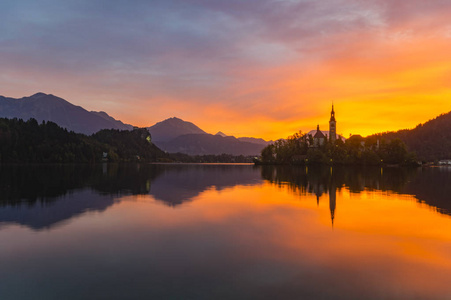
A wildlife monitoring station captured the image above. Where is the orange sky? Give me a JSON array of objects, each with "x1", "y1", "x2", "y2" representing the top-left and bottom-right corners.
[{"x1": 2, "y1": 0, "x2": 451, "y2": 140}]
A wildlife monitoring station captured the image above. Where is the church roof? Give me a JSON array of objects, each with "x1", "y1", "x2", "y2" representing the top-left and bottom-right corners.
[
  {"x1": 314, "y1": 130, "x2": 326, "y2": 138},
  {"x1": 307, "y1": 130, "x2": 346, "y2": 142}
]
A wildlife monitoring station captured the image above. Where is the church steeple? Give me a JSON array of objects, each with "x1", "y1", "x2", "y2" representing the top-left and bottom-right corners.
[
  {"x1": 329, "y1": 104, "x2": 336, "y2": 142},
  {"x1": 330, "y1": 104, "x2": 335, "y2": 122}
]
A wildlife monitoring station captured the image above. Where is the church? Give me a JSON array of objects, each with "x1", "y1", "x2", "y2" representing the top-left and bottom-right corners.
[{"x1": 308, "y1": 105, "x2": 345, "y2": 147}]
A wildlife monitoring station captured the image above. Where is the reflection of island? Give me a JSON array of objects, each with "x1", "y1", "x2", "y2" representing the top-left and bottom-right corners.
[
  {"x1": 261, "y1": 165, "x2": 451, "y2": 223},
  {"x1": 0, "y1": 164, "x2": 263, "y2": 230}
]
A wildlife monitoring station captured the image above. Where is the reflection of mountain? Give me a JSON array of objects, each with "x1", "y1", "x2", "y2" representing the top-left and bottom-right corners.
[
  {"x1": 0, "y1": 189, "x2": 115, "y2": 230},
  {"x1": 261, "y1": 166, "x2": 451, "y2": 221},
  {"x1": 1, "y1": 164, "x2": 449, "y2": 231},
  {"x1": 149, "y1": 164, "x2": 263, "y2": 206},
  {"x1": 0, "y1": 164, "x2": 263, "y2": 230},
  {"x1": 0, "y1": 164, "x2": 157, "y2": 230}
]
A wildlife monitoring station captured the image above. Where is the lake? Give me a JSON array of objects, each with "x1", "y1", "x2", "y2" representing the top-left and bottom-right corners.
[{"x1": 1, "y1": 163, "x2": 451, "y2": 299}]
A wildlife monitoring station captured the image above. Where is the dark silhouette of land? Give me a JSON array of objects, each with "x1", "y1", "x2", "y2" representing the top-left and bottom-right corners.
[
  {"x1": 0, "y1": 118, "x2": 164, "y2": 163},
  {"x1": 0, "y1": 93, "x2": 132, "y2": 134},
  {"x1": 370, "y1": 111, "x2": 451, "y2": 161}
]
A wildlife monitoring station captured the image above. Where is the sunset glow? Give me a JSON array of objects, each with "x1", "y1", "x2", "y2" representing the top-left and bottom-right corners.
[
  {"x1": 113, "y1": 181, "x2": 451, "y2": 297},
  {"x1": 1, "y1": 0, "x2": 451, "y2": 140}
]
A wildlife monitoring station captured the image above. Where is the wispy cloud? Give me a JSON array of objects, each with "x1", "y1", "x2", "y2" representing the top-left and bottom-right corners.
[{"x1": 1, "y1": 0, "x2": 450, "y2": 138}]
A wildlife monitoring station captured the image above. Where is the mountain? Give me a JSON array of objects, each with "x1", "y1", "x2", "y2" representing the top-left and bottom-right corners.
[
  {"x1": 215, "y1": 131, "x2": 227, "y2": 137},
  {"x1": 237, "y1": 137, "x2": 273, "y2": 146},
  {"x1": 0, "y1": 118, "x2": 165, "y2": 163},
  {"x1": 155, "y1": 134, "x2": 265, "y2": 156},
  {"x1": 215, "y1": 132, "x2": 272, "y2": 146},
  {"x1": 371, "y1": 111, "x2": 451, "y2": 161},
  {"x1": 148, "y1": 117, "x2": 269, "y2": 155},
  {"x1": 0, "y1": 93, "x2": 133, "y2": 135},
  {"x1": 91, "y1": 111, "x2": 133, "y2": 131},
  {"x1": 148, "y1": 117, "x2": 206, "y2": 142}
]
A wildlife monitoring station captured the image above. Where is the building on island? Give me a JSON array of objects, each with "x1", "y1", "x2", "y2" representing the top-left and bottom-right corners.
[
  {"x1": 309, "y1": 105, "x2": 345, "y2": 147},
  {"x1": 329, "y1": 104, "x2": 336, "y2": 143},
  {"x1": 313, "y1": 124, "x2": 326, "y2": 147}
]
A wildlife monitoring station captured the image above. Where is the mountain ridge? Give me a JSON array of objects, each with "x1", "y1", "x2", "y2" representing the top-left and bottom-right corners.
[
  {"x1": 370, "y1": 111, "x2": 451, "y2": 161},
  {"x1": 147, "y1": 117, "x2": 271, "y2": 155},
  {"x1": 155, "y1": 133, "x2": 264, "y2": 156},
  {"x1": 147, "y1": 117, "x2": 206, "y2": 142},
  {"x1": 0, "y1": 93, "x2": 133, "y2": 135}
]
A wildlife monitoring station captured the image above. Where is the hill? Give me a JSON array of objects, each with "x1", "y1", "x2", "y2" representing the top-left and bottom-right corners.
[
  {"x1": 370, "y1": 111, "x2": 451, "y2": 161},
  {"x1": 148, "y1": 117, "x2": 268, "y2": 155},
  {"x1": 215, "y1": 131, "x2": 272, "y2": 146},
  {"x1": 156, "y1": 133, "x2": 264, "y2": 156},
  {"x1": 237, "y1": 137, "x2": 273, "y2": 146},
  {"x1": 0, "y1": 118, "x2": 164, "y2": 163},
  {"x1": 148, "y1": 117, "x2": 206, "y2": 142},
  {"x1": 0, "y1": 93, "x2": 133, "y2": 135}
]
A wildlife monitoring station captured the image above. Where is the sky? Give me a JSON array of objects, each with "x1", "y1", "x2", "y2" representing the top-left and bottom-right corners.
[{"x1": 1, "y1": 0, "x2": 451, "y2": 140}]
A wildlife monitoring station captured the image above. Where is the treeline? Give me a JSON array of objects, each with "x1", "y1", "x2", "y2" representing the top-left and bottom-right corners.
[
  {"x1": 0, "y1": 118, "x2": 165, "y2": 163},
  {"x1": 259, "y1": 131, "x2": 417, "y2": 165},
  {"x1": 0, "y1": 118, "x2": 255, "y2": 164},
  {"x1": 166, "y1": 152, "x2": 254, "y2": 163},
  {"x1": 369, "y1": 111, "x2": 451, "y2": 161}
]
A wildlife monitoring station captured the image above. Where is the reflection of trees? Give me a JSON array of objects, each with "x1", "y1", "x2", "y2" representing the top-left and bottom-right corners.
[
  {"x1": 401, "y1": 167, "x2": 451, "y2": 216},
  {"x1": 261, "y1": 165, "x2": 418, "y2": 195},
  {"x1": 0, "y1": 164, "x2": 263, "y2": 229},
  {"x1": 261, "y1": 165, "x2": 451, "y2": 218},
  {"x1": 0, "y1": 164, "x2": 165, "y2": 230},
  {"x1": 0, "y1": 164, "x2": 168, "y2": 206},
  {"x1": 92, "y1": 164, "x2": 163, "y2": 195},
  {"x1": 0, "y1": 164, "x2": 101, "y2": 205},
  {"x1": 1, "y1": 164, "x2": 449, "y2": 231},
  {"x1": 0, "y1": 164, "x2": 263, "y2": 208}
]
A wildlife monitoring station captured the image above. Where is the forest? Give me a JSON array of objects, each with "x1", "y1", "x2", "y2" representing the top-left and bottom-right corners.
[
  {"x1": 258, "y1": 131, "x2": 418, "y2": 165},
  {"x1": 370, "y1": 111, "x2": 451, "y2": 161},
  {"x1": 0, "y1": 118, "x2": 254, "y2": 164},
  {"x1": 0, "y1": 118, "x2": 164, "y2": 163},
  {"x1": 259, "y1": 110, "x2": 451, "y2": 165}
]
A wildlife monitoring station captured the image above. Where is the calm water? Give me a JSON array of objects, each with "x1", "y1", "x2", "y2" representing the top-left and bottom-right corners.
[{"x1": 1, "y1": 164, "x2": 451, "y2": 300}]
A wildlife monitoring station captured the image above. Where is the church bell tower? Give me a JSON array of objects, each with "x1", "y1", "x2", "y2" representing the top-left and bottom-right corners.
[{"x1": 329, "y1": 104, "x2": 336, "y2": 143}]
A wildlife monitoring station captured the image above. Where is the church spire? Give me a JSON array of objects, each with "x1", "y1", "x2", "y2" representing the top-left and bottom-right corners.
[
  {"x1": 330, "y1": 104, "x2": 335, "y2": 122},
  {"x1": 329, "y1": 104, "x2": 336, "y2": 143}
]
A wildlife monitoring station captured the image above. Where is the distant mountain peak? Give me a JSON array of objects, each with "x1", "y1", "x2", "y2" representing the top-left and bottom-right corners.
[
  {"x1": 148, "y1": 117, "x2": 207, "y2": 142},
  {"x1": 91, "y1": 111, "x2": 109, "y2": 118},
  {"x1": 29, "y1": 92, "x2": 51, "y2": 99},
  {"x1": 0, "y1": 93, "x2": 133, "y2": 134},
  {"x1": 215, "y1": 131, "x2": 227, "y2": 137}
]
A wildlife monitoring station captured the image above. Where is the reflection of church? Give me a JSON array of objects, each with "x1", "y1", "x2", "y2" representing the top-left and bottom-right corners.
[{"x1": 311, "y1": 171, "x2": 336, "y2": 227}]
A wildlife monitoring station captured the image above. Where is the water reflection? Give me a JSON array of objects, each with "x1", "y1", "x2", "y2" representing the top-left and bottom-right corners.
[
  {"x1": 0, "y1": 164, "x2": 450, "y2": 231},
  {"x1": 1, "y1": 164, "x2": 451, "y2": 299},
  {"x1": 261, "y1": 165, "x2": 451, "y2": 219},
  {"x1": 0, "y1": 164, "x2": 263, "y2": 230},
  {"x1": 148, "y1": 164, "x2": 262, "y2": 205}
]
